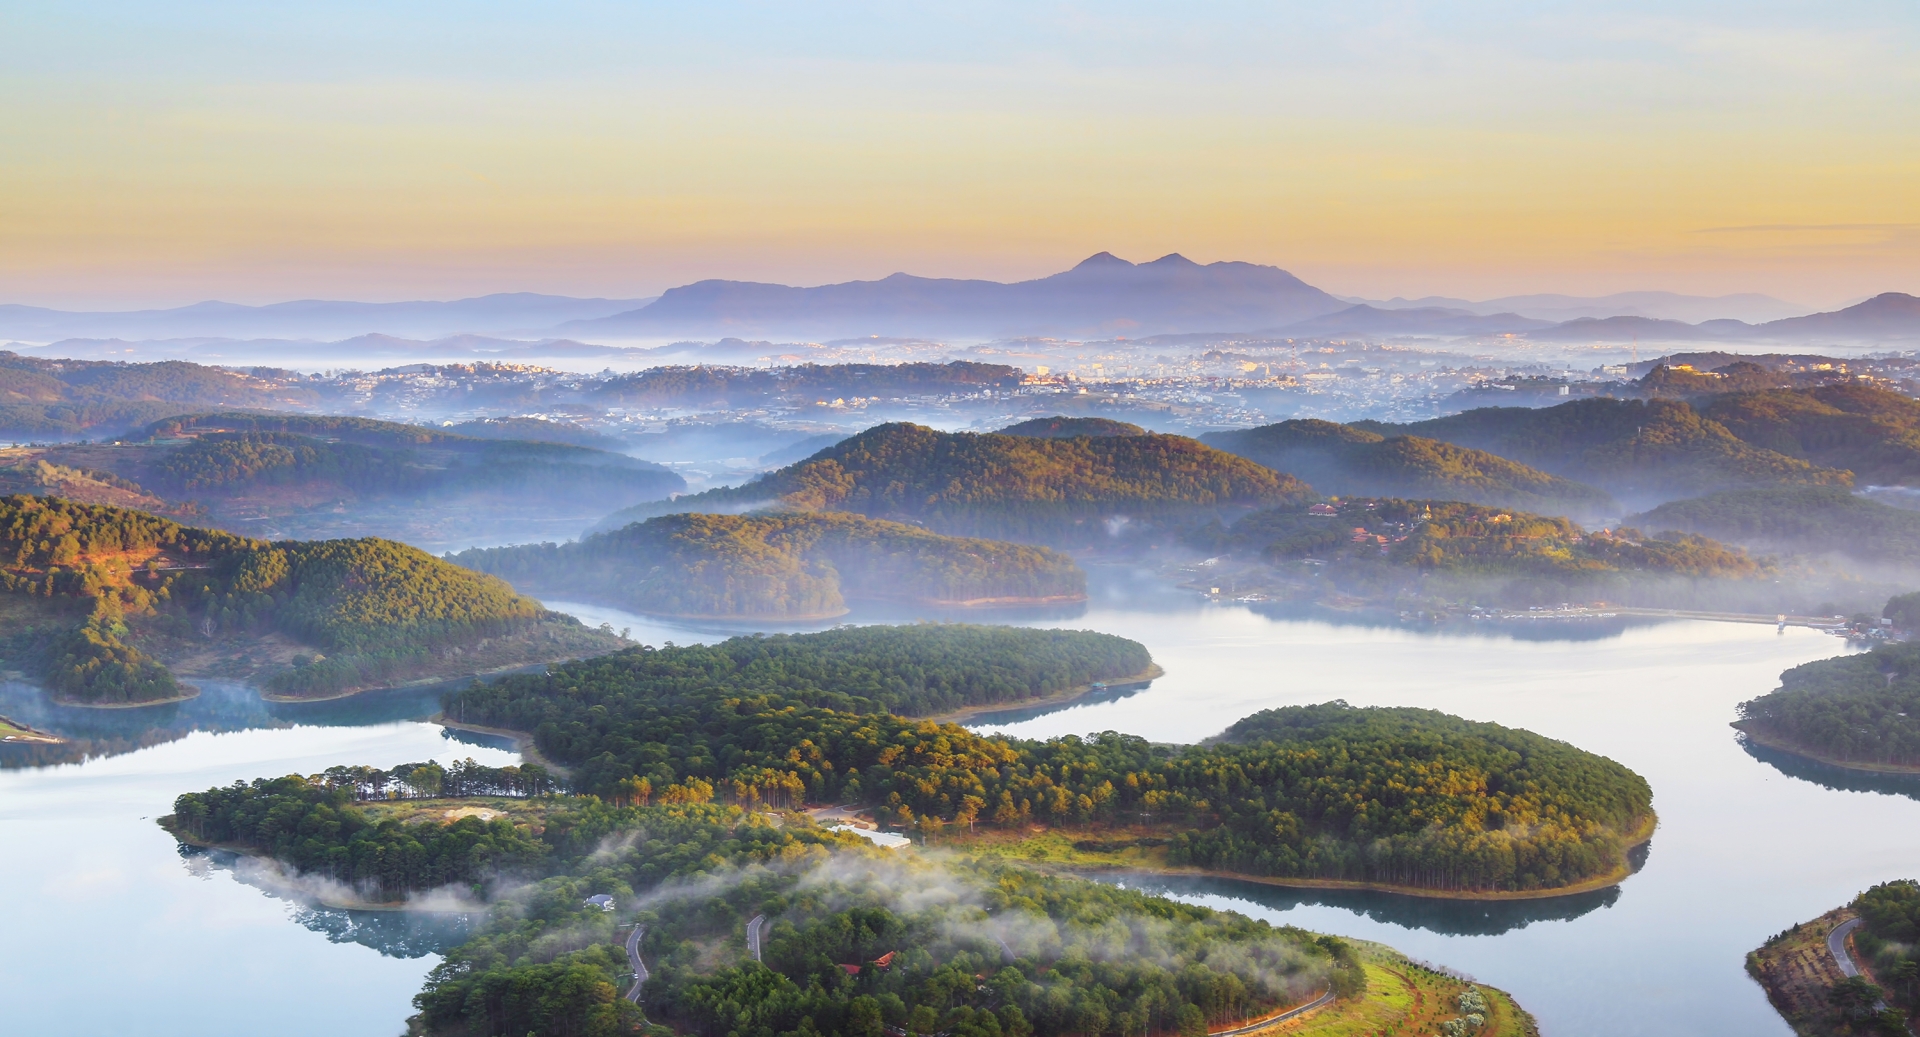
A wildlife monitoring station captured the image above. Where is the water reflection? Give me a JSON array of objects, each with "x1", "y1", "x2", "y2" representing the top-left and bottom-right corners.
[
  {"x1": 1096, "y1": 866, "x2": 1629, "y2": 937},
  {"x1": 182, "y1": 846, "x2": 479, "y2": 959},
  {"x1": 0, "y1": 675, "x2": 515, "y2": 770},
  {"x1": 959, "y1": 680, "x2": 1156, "y2": 727},
  {"x1": 1740, "y1": 735, "x2": 1920, "y2": 801}
]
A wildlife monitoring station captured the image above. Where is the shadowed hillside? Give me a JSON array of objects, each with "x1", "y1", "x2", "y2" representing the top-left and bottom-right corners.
[{"x1": 1204, "y1": 419, "x2": 1615, "y2": 516}]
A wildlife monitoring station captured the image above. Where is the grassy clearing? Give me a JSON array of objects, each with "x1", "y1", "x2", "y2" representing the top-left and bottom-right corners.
[{"x1": 1285, "y1": 942, "x2": 1535, "y2": 1036}]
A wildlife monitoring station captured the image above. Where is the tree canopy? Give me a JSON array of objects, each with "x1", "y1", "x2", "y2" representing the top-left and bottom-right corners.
[
  {"x1": 598, "y1": 423, "x2": 1311, "y2": 544},
  {"x1": 452, "y1": 512, "x2": 1086, "y2": 620}
]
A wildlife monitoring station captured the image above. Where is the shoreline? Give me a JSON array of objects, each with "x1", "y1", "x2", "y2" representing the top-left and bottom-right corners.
[
  {"x1": 1030, "y1": 811, "x2": 1659, "y2": 902},
  {"x1": 1735, "y1": 721, "x2": 1920, "y2": 776},
  {"x1": 0, "y1": 712, "x2": 67, "y2": 744},
  {"x1": 260, "y1": 657, "x2": 583, "y2": 704},
  {"x1": 51, "y1": 685, "x2": 201, "y2": 709},
  {"x1": 530, "y1": 590, "x2": 1090, "y2": 624},
  {"x1": 161, "y1": 820, "x2": 445, "y2": 912},
  {"x1": 431, "y1": 714, "x2": 575, "y2": 778},
  {"x1": 916, "y1": 664, "x2": 1166, "y2": 725}
]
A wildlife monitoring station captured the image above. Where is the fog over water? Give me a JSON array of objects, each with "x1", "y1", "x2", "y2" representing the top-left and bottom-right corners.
[{"x1": 1, "y1": 574, "x2": 1910, "y2": 1036}]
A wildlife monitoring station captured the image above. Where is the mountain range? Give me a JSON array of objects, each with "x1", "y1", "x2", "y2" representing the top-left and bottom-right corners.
[{"x1": 3, "y1": 256, "x2": 1916, "y2": 346}]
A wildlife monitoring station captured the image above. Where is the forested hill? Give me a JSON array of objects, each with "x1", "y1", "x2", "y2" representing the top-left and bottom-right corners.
[
  {"x1": 0, "y1": 494, "x2": 619, "y2": 705},
  {"x1": 997, "y1": 416, "x2": 1147, "y2": 438},
  {"x1": 0, "y1": 411, "x2": 685, "y2": 548},
  {"x1": 1203, "y1": 419, "x2": 1614, "y2": 515},
  {"x1": 1696, "y1": 383, "x2": 1920, "y2": 486},
  {"x1": 452, "y1": 512, "x2": 1086, "y2": 620},
  {"x1": 1364, "y1": 397, "x2": 1849, "y2": 508},
  {"x1": 1738, "y1": 598, "x2": 1920, "y2": 771},
  {"x1": 443, "y1": 624, "x2": 1653, "y2": 895},
  {"x1": 593, "y1": 422, "x2": 1311, "y2": 543},
  {"x1": 1635, "y1": 486, "x2": 1920, "y2": 570},
  {"x1": 0, "y1": 352, "x2": 314, "y2": 439},
  {"x1": 1194, "y1": 497, "x2": 1770, "y2": 610}
]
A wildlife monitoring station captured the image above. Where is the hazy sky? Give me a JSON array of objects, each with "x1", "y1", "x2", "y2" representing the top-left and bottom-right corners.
[{"x1": 2, "y1": 1, "x2": 1915, "y2": 308}]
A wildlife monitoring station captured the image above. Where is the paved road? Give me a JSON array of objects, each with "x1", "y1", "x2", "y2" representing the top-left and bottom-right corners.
[
  {"x1": 1830, "y1": 918, "x2": 1865, "y2": 978},
  {"x1": 624, "y1": 924, "x2": 649, "y2": 1003},
  {"x1": 1207, "y1": 988, "x2": 1335, "y2": 1036},
  {"x1": 747, "y1": 914, "x2": 766, "y2": 962}
]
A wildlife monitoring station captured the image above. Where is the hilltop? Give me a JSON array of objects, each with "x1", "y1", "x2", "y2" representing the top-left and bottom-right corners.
[
  {"x1": 996, "y1": 415, "x2": 1147, "y2": 438},
  {"x1": 0, "y1": 411, "x2": 684, "y2": 549},
  {"x1": 0, "y1": 495, "x2": 622, "y2": 704},
  {"x1": 1204, "y1": 418, "x2": 1615, "y2": 516},
  {"x1": 594, "y1": 421, "x2": 1311, "y2": 544},
  {"x1": 1365, "y1": 395, "x2": 1852, "y2": 508},
  {"x1": 453, "y1": 512, "x2": 1087, "y2": 620}
]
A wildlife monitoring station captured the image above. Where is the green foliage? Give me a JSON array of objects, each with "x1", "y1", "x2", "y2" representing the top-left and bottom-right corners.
[
  {"x1": 0, "y1": 352, "x2": 309, "y2": 438},
  {"x1": 0, "y1": 494, "x2": 575, "y2": 701},
  {"x1": 140, "y1": 412, "x2": 684, "y2": 504},
  {"x1": 1637, "y1": 486, "x2": 1920, "y2": 567},
  {"x1": 444, "y1": 627, "x2": 1650, "y2": 893},
  {"x1": 1739, "y1": 636, "x2": 1920, "y2": 767},
  {"x1": 1703, "y1": 384, "x2": 1920, "y2": 486},
  {"x1": 997, "y1": 417, "x2": 1147, "y2": 438},
  {"x1": 169, "y1": 772, "x2": 551, "y2": 901},
  {"x1": 1373, "y1": 397, "x2": 1851, "y2": 501},
  {"x1": 1203, "y1": 419, "x2": 1614, "y2": 514},
  {"x1": 453, "y1": 512, "x2": 1086, "y2": 619},
  {"x1": 604, "y1": 423, "x2": 1311, "y2": 544}
]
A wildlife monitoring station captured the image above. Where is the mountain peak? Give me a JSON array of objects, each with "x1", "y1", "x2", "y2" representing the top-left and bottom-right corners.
[
  {"x1": 1072, "y1": 252, "x2": 1135, "y2": 270},
  {"x1": 1144, "y1": 253, "x2": 1201, "y2": 269}
]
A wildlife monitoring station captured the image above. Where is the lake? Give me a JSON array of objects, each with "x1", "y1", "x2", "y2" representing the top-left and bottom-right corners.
[{"x1": 0, "y1": 571, "x2": 1904, "y2": 1036}]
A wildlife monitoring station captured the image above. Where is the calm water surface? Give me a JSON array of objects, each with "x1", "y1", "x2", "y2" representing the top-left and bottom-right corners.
[{"x1": 1, "y1": 575, "x2": 1904, "y2": 1036}]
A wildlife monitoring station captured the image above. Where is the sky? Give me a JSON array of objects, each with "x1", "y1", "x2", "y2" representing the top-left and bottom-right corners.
[{"x1": 1, "y1": 1, "x2": 1916, "y2": 309}]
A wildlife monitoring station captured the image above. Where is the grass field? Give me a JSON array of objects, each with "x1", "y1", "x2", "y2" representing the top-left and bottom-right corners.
[{"x1": 1285, "y1": 942, "x2": 1536, "y2": 1037}]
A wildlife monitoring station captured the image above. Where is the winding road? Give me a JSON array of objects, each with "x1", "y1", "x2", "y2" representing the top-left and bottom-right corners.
[
  {"x1": 1830, "y1": 917, "x2": 1866, "y2": 978},
  {"x1": 624, "y1": 924, "x2": 649, "y2": 1003},
  {"x1": 1206, "y1": 989, "x2": 1335, "y2": 1036},
  {"x1": 747, "y1": 914, "x2": 766, "y2": 962}
]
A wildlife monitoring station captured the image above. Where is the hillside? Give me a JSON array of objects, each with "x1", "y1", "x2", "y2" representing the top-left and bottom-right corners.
[
  {"x1": 996, "y1": 415, "x2": 1147, "y2": 438},
  {"x1": 452, "y1": 512, "x2": 1087, "y2": 619},
  {"x1": 1635, "y1": 486, "x2": 1920, "y2": 570},
  {"x1": 0, "y1": 494, "x2": 621, "y2": 704},
  {"x1": 1700, "y1": 383, "x2": 1920, "y2": 485},
  {"x1": 0, "y1": 352, "x2": 315, "y2": 439},
  {"x1": 594, "y1": 421, "x2": 1312, "y2": 544},
  {"x1": 1191, "y1": 497, "x2": 1773, "y2": 611},
  {"x1": 1368, "y1": 396, "x2": 1852, "y2": 507},
  {"x1": 3, "y1": 411, "x2": 684, "y2": 549},
  {"x1": 1204, "y1": 418, "x2": 1615, "y2": 515}
]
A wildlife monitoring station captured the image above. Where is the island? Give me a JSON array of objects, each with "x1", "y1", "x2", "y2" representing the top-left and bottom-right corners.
[
  {"x1": 591, "y1": 421, "x2": 1311, "y2": 545},
  {"x1": 1736, "y1": 598, "x2": 1920, "y2": 773},
  {"x1": 0, "y1": 494, "x2": 625, "y2": 705},
  {"x1": 164, "y1": 781, "x2": 1539, "y2": 1037},
  {"x1": 451, "y1": 512, "x2": 1089, "y2": 621},
  {"x1": 1749, "y1": 880, "x2": 1920, "y2": 1035},
  {"x1": 438, "y1": 623, "x2": 1654, "y2": 898}
]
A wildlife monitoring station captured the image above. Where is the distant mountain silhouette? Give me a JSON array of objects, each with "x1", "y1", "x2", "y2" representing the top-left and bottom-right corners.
[
  {"x1": 1752, "y1": 292, "x2": 1920, "y2": 339},
  {"x1": 559, "y1": 253, "x2": 1347, "y2": 338},
  {"x1": 1278, "y1": 304, "x2": 1550, "y2": 337},
  {"x1": 0, "y1": 293, "x2": 653, "y2": 342}
]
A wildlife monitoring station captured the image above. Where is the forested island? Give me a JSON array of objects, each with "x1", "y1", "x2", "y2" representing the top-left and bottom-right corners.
[
  {"x1": 163, "y1": 790, "x2": 1535, "y2": 1037},
  {"x1": 452, "y1": 512, "x2": 1087, "y2": 620},
  {"x1": 593, "y1": 423, "x2": 1309, "y2": 545},
  {"x1": 437, "y1": 624, "x2": 1652, "y2": 896},
  {"x1": 0, "y1": 494, "x2": 622, "y2": 705},
  {"x1": 1749, "y1": 880, "x2": 1920, "y2": 1035},
  {"x1": 1737, "y1": 599, "x2": 1920, "y2": 772},
  {"x1": 1188, "y1": 497, "x2": 1773, "y2": 612},
  {"x1": 1202, "y1": 419, "x2": 1615, "y2": 517},
  {"x1": 2, "y1": 411, "x2": 684, "y2": 549}
]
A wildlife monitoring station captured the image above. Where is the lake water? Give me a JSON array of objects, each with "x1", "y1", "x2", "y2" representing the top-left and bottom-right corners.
[{"x1": 2, "y1": 571, "x2": 1907, "y2": 1036}]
